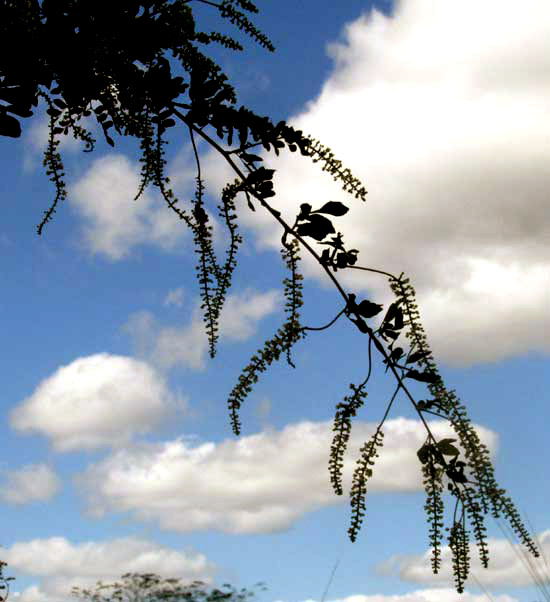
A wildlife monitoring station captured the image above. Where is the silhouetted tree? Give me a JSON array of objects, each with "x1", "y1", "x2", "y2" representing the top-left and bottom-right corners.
[
  {"x1": 0, "y1": 1, "x2": 541, "y2": 592},
  {"x1": 71, "y1": 573, "x2": 267, "y2": 602},
  {"x1": 0, "y1": 560, "x2": 14, "y2": 602}
]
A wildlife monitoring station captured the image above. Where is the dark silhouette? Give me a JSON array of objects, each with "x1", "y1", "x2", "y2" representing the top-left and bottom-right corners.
[
  {"x1": 71, "y1": 573, "x2": 267, "y2": 602},
  {"x1": 0, "y1": 560, "x2": 14, "y2": 602},
  {"x1": 0, "y1": 1, "x2": 540, "y2": 593}
]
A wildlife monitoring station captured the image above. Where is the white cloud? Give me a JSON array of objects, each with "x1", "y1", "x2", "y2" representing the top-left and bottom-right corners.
[
  {"x1": 22, "y1": 114, "x2": 93, "y2": 172},
  {"x1": 164, "y1": 287, "x2": 185, "y2": 307},
  {"x1": 67, "y1": 141, "x2": 231, "y2": 261},
  {"x1": 1, "y1": 536, "x2": 216, "y2": 602},
  {"x1": 312, "y1": 590, "x2": 516, "y2": 602},
  {"x1": 0, "y1": 463, "x2": 61, "y2": 505},
  {"x1": 123, "y1": 288, "x2": 281, "y2": 371},
  {"x1": 10, "y1": 353, "x2": 187, "y2": 452},
  {"x1": 376, "y1": 527, "x2": 550, "y2": 591},
  {"x1": 69, "y1": 154, "x2": 188, "y2": 260},
  {"x1": 196, "y1": 0, "x2": 550, "y2": 368},
  {"x1": 75, "y1": 418, "x2": 496, "y2": 534}
]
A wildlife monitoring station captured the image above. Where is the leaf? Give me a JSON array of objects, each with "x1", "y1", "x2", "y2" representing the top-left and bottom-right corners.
[
  {"x1": 312, "y1": 201, "x2": 349, "y2": 217},
  {"x1": 390, "y1": 347, "x2": 404, "y2": 361},
  {"x1": 246, "y1": 167, "x2": 275, "y2": 185},
  {"x1": 406, "y1": 350, "x2": 430, "y2": 364},
  {"x1": 382, "y1": 328, "x2": 399, "y2": 340},
  {"x1": 417, "y1": 444, "x2": 430, "y2": 464},
  {"x1": 382, "y1": 301, "x2": 400, "y2": 325},
  {"x1": 394, "y1": 306, "x2": 404, "y2": 330},
  {"x1": 240, "y1": 152, "x2": 263, "y2": 163},
  {"x1": 448, "y1": 469, "x2": 468, "y2": 484},
  {"x1": 0, "y1": 111, "x2": 21, "y2": 137},
  {"x1": 405, "y1": 369, "x2": 439, "y2": 384},
  {"x1": 296, "y1": 214, "x2": 335, "y2": 241},
  {"x1": 5, "y1": 104, "x2": 34, "y2": 118},
  {"x1": 357, "y1": 299, "x2": 383, "y2": 319},
  {"x1": 351, "y1": 316, "x2": 369, "y2": 334},
  {"x1": 297, "y1": 203, "x2": 312, "y2": 219},
  {"x1": 437, "y1": 438, "x2": 460, "y2": 456}
]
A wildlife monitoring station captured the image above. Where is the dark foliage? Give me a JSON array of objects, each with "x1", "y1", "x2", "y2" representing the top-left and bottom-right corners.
[
  {"x1": 71, "y1": 572, "x2": 267, "y2": 602},
  {"x1": 1, "y1": 1, "x2": 541, "y2": 593}
]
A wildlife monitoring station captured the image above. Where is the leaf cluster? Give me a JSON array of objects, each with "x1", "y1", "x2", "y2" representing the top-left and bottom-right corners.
[
  {"x1": 0, "y1": 560, "x2": 14, "y2": 602},
  {"x1": 71, "y1": 572, "x2": 268, "y2": 602}
]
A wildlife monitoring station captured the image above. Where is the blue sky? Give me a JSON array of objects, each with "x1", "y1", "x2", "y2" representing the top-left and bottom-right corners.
[{"x1": 1, "y1": 1, "x2": 549, "y2": 602}]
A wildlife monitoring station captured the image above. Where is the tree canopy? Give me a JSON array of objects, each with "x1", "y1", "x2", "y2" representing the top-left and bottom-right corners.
[
  {"x1": 0, "y1": 0, "x2": 541, "y2": 595},
  {"x1": 70, "y1": 572, "x2": 267, "y2": 602}
]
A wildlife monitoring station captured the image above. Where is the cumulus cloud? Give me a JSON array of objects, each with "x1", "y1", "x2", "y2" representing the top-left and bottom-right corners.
[
  {"x1": 196, "y1": 0, "x2": 550, "y2": 368},
  {"x1": 1, "y1": 536, "x2": 216, "y2": 602},
  {"x1": 10, "y1": 353, "x2": 187, "y2": 452},
  {"x1": 123, "y1": 288, "x2": 281, "y2": 371},
  {"x1": 75, "y1": 417, "x2": 496, "y2": 534},
  {"x1": 376, "y1": 527, "x2": 550, "y2": 591},
  {"x1": 22, "y1": 113, "x2": 94, "y2": 172},
  {"x1": 69, "y1": 154, "x2": 190, "y2": 260},
  {"x1": 67, "y1": 141, "x2": 232, "y2": 261},
  {"x1": 0, "y1": 463, "x2": 61, "y2": 505},
  {"x1": 315, "y1": 590, "x2": 516, "y2": 602}
]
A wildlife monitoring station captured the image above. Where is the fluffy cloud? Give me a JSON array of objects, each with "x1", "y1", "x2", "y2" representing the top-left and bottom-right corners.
[
  {"x1": 123, "y1": 288, "x2": 281, "y2": 371},
  {"x1": 75, "y1": 418, "x2": 496, "y2": 534},
  {"x1": 22, "y1": 113, "x2": 93, "y2": 172},
  {"x1": 10, "y1": 353, "x2": 186, "y2": 451},
  {"x1": 1, "y1": 536, "x2": 216, "y2": 602},
  {"x1": 196, "y1": 0, "x2": 550, "y2": 368},
  {"x1": 0, "y1": 463, "x2": 60, "y2": 505},
  {"x1": 69, "y1": 154, "x2": 189, "y2": 260},
  {"x1": 376, "y1": 528, "x2": 550, "y2": 590},
  {"x1": 317, "y1": 590, "x2": 516, "y2": 602}
]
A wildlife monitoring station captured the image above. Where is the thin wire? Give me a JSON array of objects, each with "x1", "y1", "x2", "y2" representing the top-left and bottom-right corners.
[{"x1": 320, "y1": 557, "x2": 341, "y2": 602}]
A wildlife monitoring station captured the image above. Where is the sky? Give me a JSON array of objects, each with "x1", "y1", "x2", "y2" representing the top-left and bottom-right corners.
[{"x1": 1, "y1": 1, "x2": 549, "y2": 602}]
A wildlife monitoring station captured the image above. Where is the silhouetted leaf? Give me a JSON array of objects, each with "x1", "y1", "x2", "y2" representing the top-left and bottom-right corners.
[
  {"x1": 312, "y1": 201, "x2": 349, "y2": 217},
  {"x1": 336, "y1": 252, "x2": 348, "y2": 268},
  {"x1": 417, "y1": 444, "x2": 430, "y2": 464},
  {"x1": 240, "y1": 152, "x2": 263, "y2": 163},
  {"x1": 297, "y1": 203, "x2": 312, "y2": 219},
  {"x1": 382, "y1": 328, "x2": 399, "y2": 340},
  {"x1": 394, "y1": 306, "x2": 404, "y2": 329},
  {"x1": 406, "y1": 350, "x2": 430, "y2": 364},
  {"x1": 390, "y1": 347, "x2": 404, "y2": 361},
  {"x1": 357, "y1": 299, "x2": 383, "y2": 319},
  {"x1": 0, "y1": 111, "x2": 21, "y2": 137},
  {"x1": 5, "y1": 104, "x2": 33, "y2": 118},
  {"x1": 437, "y1": 438, "x2": 460, "y2": 456},
  {"x1": 448, "y1": 469, "x2": 468, "y2": 484},
  {"x1": 350, "y1": 316, "x2": 369, "y2": 334},
  {"x1": 320, "y1": 248, "x2": 331, "y2": 265},
  {"x1": 382, "y1": 301, "x2": 400, "y2": 325},
  {"x1": 296, "y1": 214, "x2": 335, "y2": 241},
  {"x1": 406, "y1": 369, "x2": 439, "y2": 384}
]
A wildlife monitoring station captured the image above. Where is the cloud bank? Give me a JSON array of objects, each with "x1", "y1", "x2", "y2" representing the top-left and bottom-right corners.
[
  {"x1": 75, "y1": 418, "x2": 497, "y2": 534},
  {"x1": 2, "y1": 536, "x2": 216, "y2": 602},
  {"x1": 196, "y1": 0, "x2": 550, "y2": 368}
]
